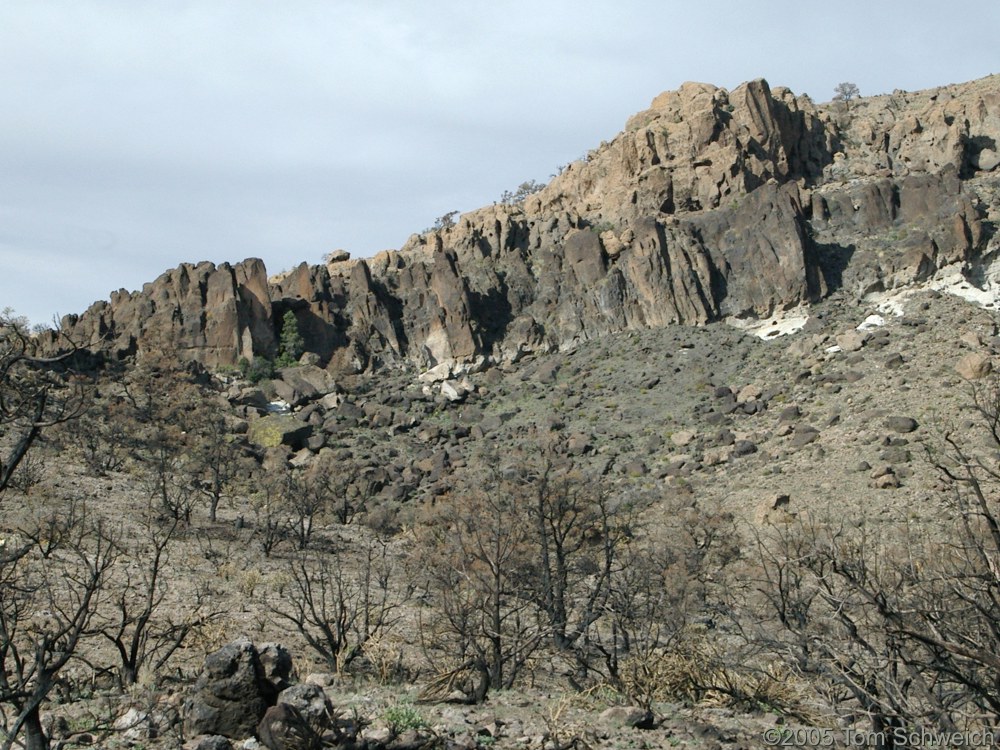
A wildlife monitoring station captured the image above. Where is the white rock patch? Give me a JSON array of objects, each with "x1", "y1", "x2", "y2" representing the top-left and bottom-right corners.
[
  {"x1": 867, "y1": 259, "x2": 1000, "y2": 316},
  {"x1": 727, "y1": 306, "x2": 810, "y2": 340}
]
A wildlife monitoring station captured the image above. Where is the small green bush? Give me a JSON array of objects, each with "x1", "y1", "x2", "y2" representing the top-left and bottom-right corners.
[
  {"x1": 239, "y1": 356, "x2": 275, "y2": 384},
  {"x1": 383, "y1": 704, "x2": 427, "y2": 733}
]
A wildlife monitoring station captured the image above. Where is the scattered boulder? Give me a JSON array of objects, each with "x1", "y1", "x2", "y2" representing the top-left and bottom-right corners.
[
  {"x1": 884, "y1": 353, "x2": 904, "y2": 369},
  {"x1": 114, "y1": 708, "x2": 156, "y2": 742},
  {"x1": 973, "y1": 148, "x2": 1000, "y2": 172},
  {"x1": 836, "y1": 331, "x2": 866, "y2": 352},
  {"x1": 961, "y1": 330, "x2": 983, "y2": 348},
  {"x1": 232, "y1": 388, "x2": 269, "y2": 410},
  {"x1": 184, "y1": 638, "x2": 278, "y2": 740},
  {"x1": 779, "y1": 405, "x2": 801, "y2": 422},
  {"x1": 671, "y1": 429, "x2": 697, "y2": 447},
  {"x1": 273, "y1": 365, "x2": 336, "y2": 407},
  {"x1": 258, "y1": 643, "x2": 294, "y2": 693},
  {"x1": 257, "y1": 704, "x2": 317, "y2": 750},
  {"x1": 623, "y1": 460, "x2": 649, "y2": 477},
  {"x1": 534, "y1": 360, "x2": 561, "y2": 384},
  {"x1": 885, "y1": 416, "x2": 918, "y2": 434},
  {"x1": 276, "y1": 683, "x2": 334, "y2": 726},
  {"x1": 441, "y1": 380, "x2": 469, "y2": 403},
  {"x1": 956, "y1": 352, "x2": 992, "y2": 380},
  {"x1": 248, "y1": 415, "x2": 313, "y2": 450},
  {"x1": 419, "y1": 361, "x2": 454, "y2": 383},
  {"x1": 874, "y1": 472, "x2": 901, "y2": 489},
  {"x1": 789, "y1": 425, "x2": 820, "y2": 448},
  {"x1": 566, "y1": 433, "x2": 592, "y2": 456}
]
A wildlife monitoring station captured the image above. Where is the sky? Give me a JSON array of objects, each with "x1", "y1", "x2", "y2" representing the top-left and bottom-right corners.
[{"x1": 1, "y1": 1, "x2": 997, "y2": 327}]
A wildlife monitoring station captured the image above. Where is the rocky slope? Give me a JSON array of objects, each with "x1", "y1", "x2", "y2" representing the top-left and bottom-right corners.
[{"x1": 49, "y1": 75, "x2": 1000, "y2": 373}]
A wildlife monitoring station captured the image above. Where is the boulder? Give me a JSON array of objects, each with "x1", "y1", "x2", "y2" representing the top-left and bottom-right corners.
[
  {"x1": 258, "y1": 643, "x2": 294, "y2": 693},
  {"x1": 248, "y1": 416, "x2": 313, "y2": 450},
  {"x1": 671, "y1": 429, "x2": 697, "y2": 447},
  {"x1": 789, "y1": 425, "x2": 820, "y2": 448},
  {"x1": 419, "y1": 361, "x2": 454, "y2": 383},
  {"x1": 770, "y1": 494, "x2": 791, "y2": 510},
  {"x1": 325, "y1": 249, "x2": 351, "y2": 263},
  {"x1": 272, "y1": 365, "x2": 335, "y2": 407},
  {"x1": 441, "y1": 380, "x2": 468, "y2": 403},
  {"x1": 257, "y1": 704, "x2": 315, "y2": 750},
  {"x1": 956, "y1": 352, "x2": 992, "y2": 380},
  {"x1": 281, "y1": 365, "x2": 336, "y2": 396},
  {"x1": 599, "y1": 706, "x2": 656, "y2": 729},
  {"x1": 885, "y1": 416, "x2": 918, "y2": 434},
  {"x1": 835, "y1": 331, "x2": 866, "y2": 353},
  {"x1": 779, "y1": 405, "x2": 801, "y2": 422},
  {"x1": 114, "y1": 708, "x2": 155, "y2": 742},
  {"x1": 276, "y1": 683, "x2": 334, "y2": 725},
  {"x1": 184, "y1": 638, "x2": 277, "y2": 740},
  {"x1": 973, "y1": 148, "x2": 1000, "y2": 172}
]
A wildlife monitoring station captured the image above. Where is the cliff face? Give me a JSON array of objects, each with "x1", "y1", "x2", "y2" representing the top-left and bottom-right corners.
[{"x1": 51, "y1": 75, "x2": 1000, "y2": 372}]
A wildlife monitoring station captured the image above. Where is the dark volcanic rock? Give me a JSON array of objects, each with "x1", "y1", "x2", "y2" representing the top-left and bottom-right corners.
[
  {"x1": 184, "y1": 638, "x2": 277, "y2": 740},
  {"x1": 885, "y1": 416, "x2": 919, "y2": 433}
]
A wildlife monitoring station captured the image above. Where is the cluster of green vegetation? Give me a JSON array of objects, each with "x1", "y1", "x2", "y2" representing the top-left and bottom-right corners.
[{"x1": 234, "y1": 310, "x2": 305, "y2": 383}]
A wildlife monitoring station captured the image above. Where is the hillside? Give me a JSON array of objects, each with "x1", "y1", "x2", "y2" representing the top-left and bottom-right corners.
[{"x1": 3, "y1": 74, "x2": 1000, "y2": 750}]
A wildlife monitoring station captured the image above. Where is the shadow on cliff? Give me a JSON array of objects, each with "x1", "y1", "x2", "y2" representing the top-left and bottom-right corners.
[
  {"x1": 272, "y1": 300, "x2": 347, "y2": 363},
  {"x1": 467, "y1": 272, "x2": 515, "y2": 355},
  {"x1": 809, "y1": 240, "x2": 856, "y2": 294}
]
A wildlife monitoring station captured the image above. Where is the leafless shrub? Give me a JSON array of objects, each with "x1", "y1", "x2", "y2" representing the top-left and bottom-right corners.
[
  {"x1": 269, "y1": 537, "x2": 410, "y2": 673},
  {"x1": 0, "y1": 310, "x2": 88, "y2": 497},
  {"x1": 96, "y1": 514, "x2": 221, "y2": 689},
  {"x1": 416, "y1": 473, "x2": 546, "y2": 702},
  {"x1": 0, "y1": 511, "x2": 116, "y2": 750}
]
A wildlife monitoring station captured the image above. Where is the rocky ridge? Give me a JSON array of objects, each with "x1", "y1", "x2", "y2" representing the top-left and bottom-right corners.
[{"x1": 49, "y1": 75, "x2": 1000, "y2": 374}]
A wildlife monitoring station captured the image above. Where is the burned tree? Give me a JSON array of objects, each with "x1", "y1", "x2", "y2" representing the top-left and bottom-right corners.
[{"x1": 0, "y1": 311, "x2": 87, "y2": 496}]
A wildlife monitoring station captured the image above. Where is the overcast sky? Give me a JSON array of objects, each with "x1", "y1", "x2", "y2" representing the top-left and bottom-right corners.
[{"x1": 1, "y1": 1, "x2": 997, "y2": 326}]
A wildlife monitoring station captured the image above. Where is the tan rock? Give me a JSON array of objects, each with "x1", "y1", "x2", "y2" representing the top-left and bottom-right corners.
[
  {"x1": 671, "y1": 429, "x2": 697, "y2": 447},
  {"x1": 874, "y1": 473, "x2": 900, "y2": 490},
  {"x1": 973, "y1": 148, "x2": 999, "y2": 172},
  {"x1": 956, "y1": 352, "x2": 992, "y2": 380},
  {"x1": 836, "y1": 331, "x2": 866, "y2": 352},
  {"x1": 960, "y1": 330, "x2": 983, "y2": 348}
]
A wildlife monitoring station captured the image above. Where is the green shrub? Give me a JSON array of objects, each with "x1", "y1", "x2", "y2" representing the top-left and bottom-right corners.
[
  {"x1": 239, "y1": 356, "x2": 275, "y2": 384},
  {"x1": 276, "y1": 310, "x2": 304, "y2": 368},
  {"x1": 383, "y1": 704, "x2": 427, "y2": 733}
]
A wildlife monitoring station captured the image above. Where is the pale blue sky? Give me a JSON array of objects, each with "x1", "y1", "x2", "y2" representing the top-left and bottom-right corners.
[{"x1": 1, "y1": 0, "x2": 997, "y2": 325}]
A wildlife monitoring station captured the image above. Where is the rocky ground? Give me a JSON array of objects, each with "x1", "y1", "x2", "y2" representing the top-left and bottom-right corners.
[
  {"x1": 9, "y1": 273, "x2": 1000, "y2": 749},
  {"x1": 231, "y1": 278, "x2": 1000, "y2": 533}
]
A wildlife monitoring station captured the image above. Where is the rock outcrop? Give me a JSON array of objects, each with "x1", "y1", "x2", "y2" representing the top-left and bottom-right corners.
[
  {"x1": 183, "y1": 638, "x2": 282, "y2": 740},
  {"x1": 54, "y1": 259, "x2": 277, "y2": 366},
  {"x1": 47, "y1": 75, "x2": 1000, "y2": 372}
]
